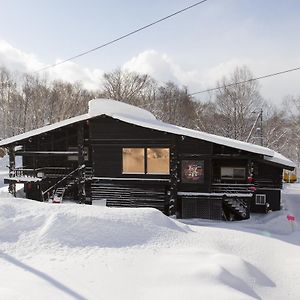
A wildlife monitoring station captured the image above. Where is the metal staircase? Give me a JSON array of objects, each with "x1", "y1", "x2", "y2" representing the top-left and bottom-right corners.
[
  {"x1": 85, "y1": 166, "x2": 93, "y2": 179},
  {"x1": 211, "y1": 183, "x2": 252, "y2": 220},
  {"x1": 52, "y1": 187, "x2": 66, "y2": 203},
  {"x1": 223, "y1": 197, "x2": 248, "y2": 219},
  {"x1": 42, "y1": 165, "x2": 85, "y2": 202}
]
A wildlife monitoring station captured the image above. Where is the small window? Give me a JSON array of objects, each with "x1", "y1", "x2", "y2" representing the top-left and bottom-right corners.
[
  {"x1": 221, "y1": 167, "x2": 245, "y2": 180},
  {"x1": 255, "y1": 194, "x2": 266, "y2": 205},
  {"x1": 122, "y1": 148, "x2": 145, "y2": 173},
  {"x1": 147, "y1": 148, "x2": 170, "y2": 174}
]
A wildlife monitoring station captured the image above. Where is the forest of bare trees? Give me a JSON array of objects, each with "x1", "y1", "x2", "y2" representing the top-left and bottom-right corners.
[{"x1": 0, "y1": 65, "x2": 299, "y2": 165}]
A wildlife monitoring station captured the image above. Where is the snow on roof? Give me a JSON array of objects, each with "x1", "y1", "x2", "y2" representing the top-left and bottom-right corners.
[
  {"x1": 89, "y1": 98, "x2": 156, "y2": 121},
  {"x1": 114, "y1": 114, "x2": 273, "y2": 155},
  {"x1": 0, "y1": 98, "x2": 295, "y2": 169},
  {"x1": 264, "y1": 151, "x2": 295, "y2": 169},
  {"x1": 0, "y1": 114, "x2": 90, "y2": 147}
]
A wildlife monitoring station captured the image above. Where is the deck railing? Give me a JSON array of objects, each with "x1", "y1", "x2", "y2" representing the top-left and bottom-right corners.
[
  {"x1": 9, "y1": 167, "x2": 73, "y2": 179},
  {"x1": 41, "y1": 165, "x2": 85, "y2": 202},
  {"x1": 211, "y1": 183, "x2": 254, "y2": 194}
]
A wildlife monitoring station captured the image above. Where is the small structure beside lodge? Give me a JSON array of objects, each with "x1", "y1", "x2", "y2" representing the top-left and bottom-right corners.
[{"x1": 0, "y1": 99, "x2": 295, "y2": 220}]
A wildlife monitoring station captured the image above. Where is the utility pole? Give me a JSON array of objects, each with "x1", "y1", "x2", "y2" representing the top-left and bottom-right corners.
[
  {"x1": 260, "y1": 108, "x2": 263, "y2": 146},
  {"x1": 246, "y1": 108, "x2": 263, "y2": 146}
]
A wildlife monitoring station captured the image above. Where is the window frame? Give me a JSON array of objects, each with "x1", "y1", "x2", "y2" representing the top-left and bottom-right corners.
[
  {"x1": 122, "y1": 147, "x2": 145, "y2": 174},
  {"x1": 122, "y1": 147, "x2": 170, "y2": 175},
  {"x1": 146, "y1": 148, "x2": 170, "y2": 175},
  {"x1": 255, "y1": 194, "x2": 266, "y2": 205},
  {"x1": 220, "y1": 166, "x2": 246, "y2": 180}
]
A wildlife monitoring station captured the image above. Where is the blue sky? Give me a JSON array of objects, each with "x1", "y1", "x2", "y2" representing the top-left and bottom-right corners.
[{"x1": 0, "y1": 0, "x2": 299, "y2": 104}]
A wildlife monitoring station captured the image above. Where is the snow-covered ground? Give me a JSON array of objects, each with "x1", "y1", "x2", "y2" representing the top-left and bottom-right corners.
[{"x1": 0, "y1": 154, "x2": 299, "y2": 299}]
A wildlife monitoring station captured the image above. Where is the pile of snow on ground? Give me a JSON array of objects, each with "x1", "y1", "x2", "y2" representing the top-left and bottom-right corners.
[
  {"x1": 0, "y1": 196, "x2": 189, "y2": 251},
  {"x1": 0, "y1": 184, "x2": 299, "y2": 299}
]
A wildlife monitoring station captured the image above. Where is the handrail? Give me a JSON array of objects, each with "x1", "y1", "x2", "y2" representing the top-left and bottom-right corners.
[
  {"x1": 12, "y1": 166, "x2": 72, "y2": 171},
  {"x1": 41, "y1": 165, "x2": 85, "y2": 201},
  {"x1": 212, "y1": 186, "x2": 254, "y2": 194}
]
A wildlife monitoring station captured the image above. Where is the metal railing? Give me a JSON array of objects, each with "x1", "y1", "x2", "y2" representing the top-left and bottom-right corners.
[
  {"x1": 41, "y1": 165, "x2": 85, "y2": 202},
  {"x1": 9, "y1": 167, "x2": 73, "y2": 179},
  {"x1": 211, "y1": 183, "x2": 254, "y2": 194}
]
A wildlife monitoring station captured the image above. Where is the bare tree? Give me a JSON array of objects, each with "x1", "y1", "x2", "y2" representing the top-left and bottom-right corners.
[
  {"x1": 214, "y1": 66, "x2": 263, "y2": 141},
  {"x1": 263, "y1": 104, "x2": 290, "y2": 151},
  {"x1": 21, "y1": 74, "x2": 52, "y2": 130},
  {"x1": 281, "y1": 95, "x2": 300, "y2": 165},
  {"x1": 192, "y1": 100, "x2": 218, "y2": 133},
  {"x1": 155, "y1": 82, "x2": 196, "y2": 128},
  {"x1": 48, "y1": 81, "x2": 95, "y2": 122},
  {"x1": 0, "y1": 67, "x2": 22, "y2": 138},
  {"x1": 102, "y1": 68, "x2": 156, "y2": 107}
]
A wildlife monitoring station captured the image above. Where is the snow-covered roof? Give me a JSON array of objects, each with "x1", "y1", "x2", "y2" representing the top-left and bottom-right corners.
[
  {"x1": 88, "y1": 98, "x2": 156, "y2": 121},
  {"x1": 0, "y1": 98, "x2": 295, "y2": 169},
  {"x1": 0, "y1": 114, "x2": 90, "y2": 147},
  {"x1": 264, "y1": 151, "x2": 295, "y2": 169}
]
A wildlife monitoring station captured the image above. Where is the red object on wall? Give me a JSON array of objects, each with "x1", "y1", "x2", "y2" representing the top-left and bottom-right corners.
[{"x1": 247, "y1": 176, "x2": 254, "y2": 183}]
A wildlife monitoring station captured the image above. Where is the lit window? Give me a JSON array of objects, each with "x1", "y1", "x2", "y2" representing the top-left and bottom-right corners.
[
  {"x1": 147, "y1": 148, "x2": 170, "y2": 174},
  {"x1": 255, "y1": 194, "x2": 266, "y2": 205},
  {"x1": 221, "y1": 167, "x2": 245, "y2": 180},
  {"x1": 122, "y1": 148, "x2": 145, "y2": 173}
]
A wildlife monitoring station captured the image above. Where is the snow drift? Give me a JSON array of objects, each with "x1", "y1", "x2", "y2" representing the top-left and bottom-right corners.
[
  {"x1": 0, "y1": 186, "x2": 299, "y2": 300},
  {"x1": 0, "y1": 197, "x2": 189, "y2": 250}
]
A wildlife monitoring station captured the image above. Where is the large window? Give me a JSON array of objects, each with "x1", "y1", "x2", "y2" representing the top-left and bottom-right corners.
[
  {"x1": 147, "y1": 148, "x2": 170, "y2": 174},
  {"x1": 221, "y1": 167, "x2": 245, "y2": 180},
  {"x1": 122, "y1": 148, "x2": 145, "y2": 173},
  {"x1": 122, "y1": 148, "x2": 170, "y2": 174}
]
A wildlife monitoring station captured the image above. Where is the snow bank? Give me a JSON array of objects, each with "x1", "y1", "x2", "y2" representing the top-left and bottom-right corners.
[
  {"x1": 0, "y1": 197, "x2": 189, "y2": 251},
  {"x1": 39, "y1": 207, "x2": 189, "y2": 248},
  {"x1": 0, "y1": 185, "x2": 299, "y2": 300},
  {"x1": 0, "y1": 155, "x2": 8, "y2": 189}
]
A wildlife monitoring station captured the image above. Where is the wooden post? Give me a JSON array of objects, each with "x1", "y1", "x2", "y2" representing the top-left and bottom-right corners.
[
  {"x1": 77, "y1": 123, "x2": 86, "y2": 204},
  {"x1": 208, "y1": 157, "x2": 212, "y2": 193},
  {"x1": 169, "y1": 139, "x2": 178, "y2": 216},
  {"x1": 8, "y1": 145, "x2": 16, "y2": 197}
]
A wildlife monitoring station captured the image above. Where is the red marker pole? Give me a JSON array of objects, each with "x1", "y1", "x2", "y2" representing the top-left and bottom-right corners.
[{"x1": 287, "y1": 215, "x2": 296, "y2": 232}]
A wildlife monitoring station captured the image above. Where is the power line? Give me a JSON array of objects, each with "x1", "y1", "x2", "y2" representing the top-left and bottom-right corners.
[
  {"x1": 190, "y1": 66, "x2": 300, "y2": 95},
  {"x1": 36, "y1": 0, "x2": 209, "y2": 73}
]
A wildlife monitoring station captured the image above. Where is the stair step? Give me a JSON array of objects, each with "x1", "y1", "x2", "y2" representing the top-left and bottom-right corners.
[{"x1": 223, "y1": 197, "x2": 248, "y2": 219}]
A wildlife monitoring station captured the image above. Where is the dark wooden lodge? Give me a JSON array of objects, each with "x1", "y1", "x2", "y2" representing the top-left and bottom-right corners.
[{"x1": 0, "y1": 99, "x2": 295, "y2": 220}]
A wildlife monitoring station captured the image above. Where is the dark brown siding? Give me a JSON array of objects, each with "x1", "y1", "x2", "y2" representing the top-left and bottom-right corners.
[
  {"x1": 90, "y1": 116, "x2": 170, "y2": 141},
  {"x1": 92, "y1": 145, "x2": 121, "y2": 177}
]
